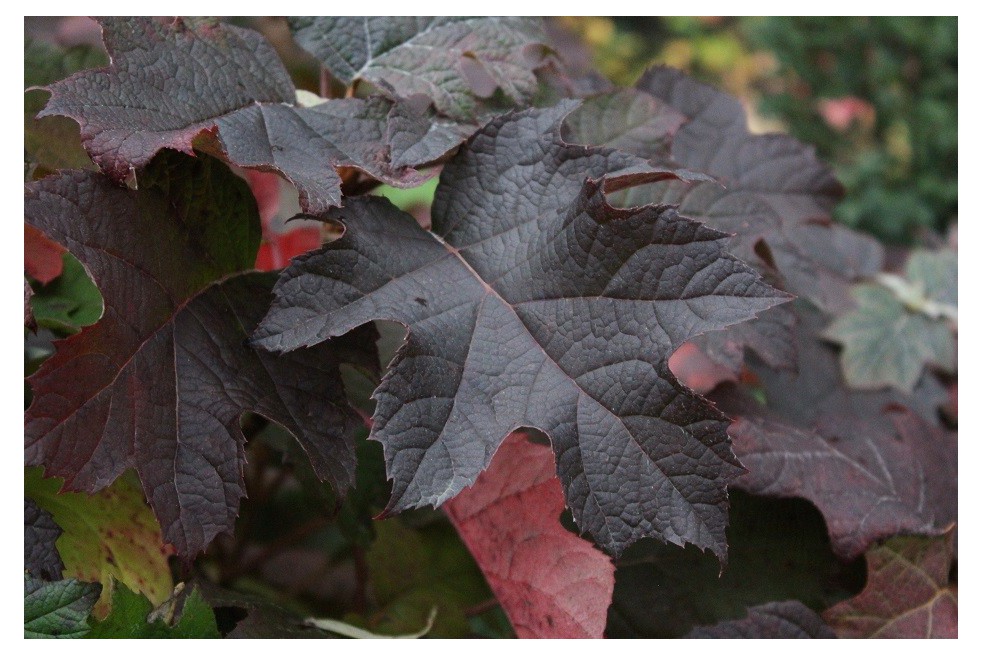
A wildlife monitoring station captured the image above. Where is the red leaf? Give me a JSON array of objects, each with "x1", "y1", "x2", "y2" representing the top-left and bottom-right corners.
[
  {"x1": 25, "y1": 225, "x2": 65, "y2": 284},
  {"x1": 256, "y1": 228, "x2": 322, "y2": 272},
  {"x1": 246, "y1": 170, "x2": 322, "y2": 271},
  {"x1": 444, "y1": 432, "x2": 614, "y2": 639},
  {"x1": 245, "y1": 170, "x2": 282, "y2": 224},
  {"x1": 668, "y1": 342, "x2": 736, "y2": 395}
]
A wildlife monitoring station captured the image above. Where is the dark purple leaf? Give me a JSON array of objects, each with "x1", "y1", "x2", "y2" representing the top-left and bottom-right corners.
[
  {"x1": 36, "y1": 18, "x2": 454, "y2": 215},
  {"x1": 253, "y1": 102, "x2": 789, "y2": 559},
  {"x1": 686, "y1": 601, "x2": 836, "y2": 639},
  {"x1": 288, "y1": 17, "x2": 546, "y2": 121},
  {"x1": 713, "y1": 303, "x2": 957, "y2": 560},
  {"x1": 629, "y1": 66, "x2": 884, "y2": 312},
  {"x1": 24, "y1": 152, "x2": 369, "y2": 557},
  {"x1": 25, "y1": 498, "x2": 62, "y2": 581}
]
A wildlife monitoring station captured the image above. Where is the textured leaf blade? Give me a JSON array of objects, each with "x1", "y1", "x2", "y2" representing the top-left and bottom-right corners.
[
  {"x1": 572, "y1": 67, "x2": 891, "y2": 376},
  {"x1": 24, "y1": 151, "x2": 366, "y2": 557},
  {"x1": 25, "y1": 574, "x2": 100, "y2": 639},
  {"x1": 686, "y1": 601, "x2": 836, "y2": 639},
  {"x1": 254, "y1": 102, "x2": 789, "y2": 558},
  {"x1": 713, "y1": 302, "x2": 957, "y2": 560},
  {"x1": 445, "y1": 432, "x2": 614, "y2": 638},
  {"x1": 289, "y1": 17, "x2": 546, "y2": 121},
  {"x1": 37, "y1": 18, "x2": 445, "y2": 214},
  {"x1": 823, "y1": 532, "x2": 957, "y2": 638},
  {"x1": 25, "y1": 498, "x2": 63, "y2": 581},
  {"x1": 628, "y1": 66, "x2": 884, "y2": 313}
]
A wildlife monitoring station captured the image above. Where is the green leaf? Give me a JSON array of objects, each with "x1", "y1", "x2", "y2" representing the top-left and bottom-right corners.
[
  {"x1": 25, "y1": 468, "x2": 173, "y2": 618},
  {"x1": 824, "y1": 248, "x2": 957, "y2": 392},
  {"x1": 362, "y1": 519, "x2": 492, "y2": 638},
  {"x1": 25, "y1": 574, "x2": 100, "y2": 639},
  {"x1": 87, "y1": 583, "x2": 220, "y2": 638},
  {"x1": 29, "y1": 253, "x2": 102, "y2": 334}
]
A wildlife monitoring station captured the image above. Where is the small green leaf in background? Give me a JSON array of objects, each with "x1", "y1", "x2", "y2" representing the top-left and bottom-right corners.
[
  {"x1": 87, "y1": 583, "x2": 220, "y2": 638},
  {"x1": 25, "y1": 469, "x2": 174, "y2": 617},
  {"x1": 372, "y1": 177, "x2": 438, "y2": 211},
  {"x1": 359, "y1": 519, "x2": 496, "y2": 638},
  {"x1": 824, "y1": 248, "x2": 957, "y2": 392},
  {"x1": 25, "y1": 574, "x2": 100, "y2": 639},
  {"x1": 29, "y1": 253, "x2": 103, "y2": 334}
]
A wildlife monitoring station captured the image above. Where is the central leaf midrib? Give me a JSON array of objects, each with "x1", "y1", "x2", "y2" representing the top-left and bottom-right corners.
[{"x1": 434, "y1": 232, "x2": 725, "y2": 539}]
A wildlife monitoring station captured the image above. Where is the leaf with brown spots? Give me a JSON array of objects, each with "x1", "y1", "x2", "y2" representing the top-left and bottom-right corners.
[{"x1": 25, "y1": 468, "x2": 173, "y2": 618}]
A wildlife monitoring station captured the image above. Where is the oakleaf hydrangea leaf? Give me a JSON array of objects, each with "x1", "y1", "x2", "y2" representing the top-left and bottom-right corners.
[
  {"x1": 253, "y1": 102, "x2": 789, "y2": 559},
  {"x1": 445, "y1": 432, "x2": 615, "y2": 638},
  {"x1": 571, "y1": 67, "x2": 889, "y2": 377},
  {"x1": 289, "y1": 17, "x2": 546, "y2": 121},
  {"x1": 824, "y1": 248, "x2": 957, "y2": 392},
  {"x1": 686, "y1": 601, "x2": 836, "y2": 639},
  {"x1": 24, "y1": 151, "x2": 367, "y2": 557},
  {"x1": 36, "y1": 17, "x2": 455, "y2": 215},
  {"x1": 822, "y1": 532, "x2": 957, "y2": 638},
  {"x1": 713, "y1": 302, "x2": 957, "y2": 560},
  {"x1": 24, "y1": 574, "x2": 100, "y2": 639},
  {"x1": 25, "y1": 498, "x2": 62, "y2": 581}
]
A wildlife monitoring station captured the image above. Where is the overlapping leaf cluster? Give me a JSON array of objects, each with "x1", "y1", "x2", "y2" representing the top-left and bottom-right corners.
[{"x1": 24, "y1": 16, "x2": 956, "y2": 639}]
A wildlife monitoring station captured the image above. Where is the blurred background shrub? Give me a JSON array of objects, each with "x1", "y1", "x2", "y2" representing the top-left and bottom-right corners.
[{"x1": 559, "y1": 16, "x2": 957, "y2": 244}]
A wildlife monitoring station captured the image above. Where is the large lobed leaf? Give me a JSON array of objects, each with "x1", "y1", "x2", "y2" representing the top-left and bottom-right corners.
[
  {"x1": 713, "y1": 303, "x2": 957, "y2": 560},
  {"x1": 567, "y1": 67, "x2": 888, "y2": 377},
  {"x1": 24, "y1": 151, "x2": 368, "y2": 557},
  {"x1": 289, "y1": 17, "x2": 546, "y2": 122},
  {"x1": 445, "y1": 432, "x2": 615, "y2": 638},
  {"x1": 253, "y1": 102, "x2": 789, "y2": 559},
  {"x1": 35, "y1": 18, "x2": 471, "y2": 214}
]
